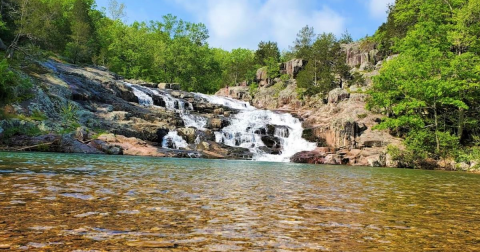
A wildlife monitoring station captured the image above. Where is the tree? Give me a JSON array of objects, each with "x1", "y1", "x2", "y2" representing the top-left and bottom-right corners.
[
  {"x1": 338, "y1": 29, "x2": 353, "y2": 44},
  {"x1": 367, "y1": 0, "x2": 480, "y2": 163},
  {"x1": 65, "y1": 0, "x2": 94, "y2": 64},
  {"x1": 108, "y1": 0, "x2": 126, "y2": 21},
  {"x1": 297, "y1": 33, "x2": 348, "y2": 95},
  {"x1": 291, "y1": 25, "x2": 315, "y2": 59},
  {"x1": 227, "y1": 48, "x2": 254, "y2": 85},
  {"x1": 265, "y1": 57, "x2": 280, "y2": 85},
  {"x1": 254, "y1": 41, "x2": 280, "y2": 65}
]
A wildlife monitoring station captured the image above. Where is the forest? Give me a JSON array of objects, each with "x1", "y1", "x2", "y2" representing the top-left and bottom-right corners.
[{"x1": 1, "y1": 0, "x2": 479, "y2": 168}]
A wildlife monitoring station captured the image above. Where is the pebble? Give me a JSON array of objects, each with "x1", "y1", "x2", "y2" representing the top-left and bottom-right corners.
[{"x1": 0, "y1": 244, "x2": 11, "y2": 249}]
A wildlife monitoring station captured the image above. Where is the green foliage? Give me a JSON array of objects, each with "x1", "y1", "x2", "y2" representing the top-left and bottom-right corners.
[
  {"x1": 60, "y1": 102, "x2": 79, "y2": 123},
  {"x1": 0, "y1": 59, "x2": 33, "y2": 104},
  {"x1": 339, "y1": 30, "x2": 353, "y2": 44},
  {"x1": 30, "y1": 109, "x2": 47, "y2": 121},
  {"x1": 291, "y1": 25, "x2": 315, "y2": 59},
  {"x1": 254, "y1": 41, "x2": 280, "y2": 65},
  {"x1": 2, "y1": 124, "x2": 42, "y2": 138},
  {"x1": 357, "y1": 113, "x2": 368, "y2": 119},
  {"x1": 297, "y1": 33, "x2": 348, "y2": 95},
  {"x1": 249, "y1": 82, "x2": 258, "y2": 97},
  {"x1": 280, "y1": 74, "x2": 290, "y2": 83},
  {"x1": 368, "y1": 0, "x2": 480, "y2": 164},
  {"x1": 265, "y1": 57, "x2": 280, "y2": 83}
]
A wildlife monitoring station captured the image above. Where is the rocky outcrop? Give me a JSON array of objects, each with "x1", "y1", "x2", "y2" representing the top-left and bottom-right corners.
[
  {"x1": 328, "y1": 88, "x2": 350, "y2": 104},
  {"x1": 158, "y1": 83, "x2": 180, "y2": 90},
  {"x1": 256, "y1": 67, "x2": 269, "y2": 87},
  {"x1": 280, "y1": 59, "x2": 306, "y2": 78},
  {"x1": 342, "y1": 42, "x2": 382, "y2": 71}
]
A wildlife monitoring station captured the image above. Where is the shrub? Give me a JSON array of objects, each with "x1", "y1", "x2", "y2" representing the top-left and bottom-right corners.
[{"x1": 0, "y1": 59, "x2": 33, "y2": 104}]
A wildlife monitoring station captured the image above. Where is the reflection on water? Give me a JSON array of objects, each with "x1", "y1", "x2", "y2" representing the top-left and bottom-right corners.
[{"x1": 1, "y1": 152, "x2": 480, "y2": 251}]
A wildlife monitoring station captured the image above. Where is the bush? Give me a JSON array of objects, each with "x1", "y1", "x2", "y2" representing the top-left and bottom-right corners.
[
  {"x1": 0, "y1": 59, "x2": 33, "y2": 104},
  {"x1": 249, "y1": 82, "x2": 258, "y2": 97},
  {"x1": 280, "y1": 74, "x2": 290, "y2": 83}
]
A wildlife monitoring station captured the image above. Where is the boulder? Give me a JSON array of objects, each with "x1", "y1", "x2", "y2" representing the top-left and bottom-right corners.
[
  {"x1": 207, "y1": 118, "x2": 230, "y2": 131},
  {"x1": 152, "y1": 95, "x2": 166, "y2": 107},
  {"x1": 328, "y1": 88, "x2": 350, "y2": 104},
  {"x1": 171, "y1": 91, "x2": 181, "y2": 98},
  {"x1": 60, "y1": 134, "x2": 103, "y2": 154},
  {"x1": 88, "y1": 140, "x2": 123, "y2": 155},
  {"x1": 282, "y1": 59, "x2": 305, "y2": 78},
  {"x1": 256, "y1": 67, "x2": 268, "y2": 87},
  {"x1": 75, "y1": 126, "x2": 89, "y2": 142},
  {"x1": 113, "y1": 82, "x2": 138, "y2": 103},
  {"x1": 290, "y1": 150, "x2": 326, "y2": 164},
  {"x1": 156, "y1": 128, "x2": 169, "y2": 144},
  {"x1": 261, "y1": 135, "x2": 281, "y2": 149},
  {"x1": 196, "y1": 141, "x2": 210, "y2": 151},
  {"x1": 158, "y1": 83, "x2": 181, "y2": 90},
  {"x1": 177, "y1": 127, "x2": 196, "y2": 144}
]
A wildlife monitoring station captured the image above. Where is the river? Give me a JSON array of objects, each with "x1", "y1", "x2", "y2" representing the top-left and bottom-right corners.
[{"x1": 1, "y1": 152, "x2": 479, "y2": 251}]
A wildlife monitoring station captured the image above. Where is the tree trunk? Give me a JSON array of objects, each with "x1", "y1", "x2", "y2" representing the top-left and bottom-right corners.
[
  {"x1": 434, "y1": 100, "x2": 440, "y2": 153},
  {"x1": 0, "y1": 37, "x2": 5, "y2": 51},
  {"x1": 458, "y1": 107, "x2": 464, "y2": 140}
]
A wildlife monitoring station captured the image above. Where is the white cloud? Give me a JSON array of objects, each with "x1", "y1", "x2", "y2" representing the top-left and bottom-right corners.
[
  {"x1": 175, "y1": 0, "x2": 346, "y2": 50},
  {"x1": 368, "y1": 0, "x2": 395, "y2": 20}
]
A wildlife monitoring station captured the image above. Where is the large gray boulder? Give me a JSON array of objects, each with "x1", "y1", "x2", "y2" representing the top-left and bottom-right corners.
[{"x1": 328, "y1": 88, "x2": 350, "y2": 104}]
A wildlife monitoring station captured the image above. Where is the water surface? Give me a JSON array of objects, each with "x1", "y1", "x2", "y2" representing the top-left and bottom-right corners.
[{"x1": 1, "y1": 152, "x2": 479, "y2": 251}]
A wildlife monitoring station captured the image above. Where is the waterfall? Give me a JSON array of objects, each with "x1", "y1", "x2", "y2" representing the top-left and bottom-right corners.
[
  {"x1": 124, "y1": 82, "x2": 208, "y2": 130},
  {"x1": 195, "y1": 93, "x2": 317, "y2": 162},
  {"x1": 123, "y1": 82, "x2": 153, "y2": 106},
  {"x1": 123, "y1": 82, "x2": 316, "y2": 161}
]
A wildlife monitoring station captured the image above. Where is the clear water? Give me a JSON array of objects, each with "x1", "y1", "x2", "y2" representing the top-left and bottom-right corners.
[{"x1": 1, "y1": 152, "x2": 480, "y2": 251}]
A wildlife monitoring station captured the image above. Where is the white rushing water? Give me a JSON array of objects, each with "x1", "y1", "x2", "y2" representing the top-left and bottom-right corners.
[
  {"x1": 124, "y1": 82, "x2": 207, "y2": 130},
  {"x1": 123, "y1": 82, "x2": 153, "y2": 106},
  {"x1": 195, "y1": 93, "x2": 317, "y2": 162},
  {"x1": 162, "y1": 131, "x2": 188, "y2": 149},
  {"x1": 125, "y1": 83, "x2": 316, "y2": 161}
]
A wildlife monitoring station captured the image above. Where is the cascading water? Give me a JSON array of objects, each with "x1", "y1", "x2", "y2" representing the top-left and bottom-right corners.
[
  {"x1": 161, "y1": 131, "x2": 188, "y2": 149},
  {"x1": 123, "y1": 82, "x2": 153, "y2": 106},
  {"x1": 195, "y1": 93, "x2": 317, "y2": 162},
  {"x1": 123, "y1": 81, "x2": 201, "y2": 149},
  {"x1": 124, "y1": 82, "x2": 316, "y2": 161}
]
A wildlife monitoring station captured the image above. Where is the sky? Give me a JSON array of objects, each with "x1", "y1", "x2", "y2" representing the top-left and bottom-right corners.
[{"x1": 95, "y1": 0, "x2": 395, "y2": 51}]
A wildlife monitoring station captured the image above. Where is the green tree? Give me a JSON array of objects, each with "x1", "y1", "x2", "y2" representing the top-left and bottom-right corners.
[
  {"x1": 297, "y1": 33, "x2": 348, "y2": 95},
  {"x1": 254, "y1": 41, "x2": 280, "y2": 65},
  {"x1": 65, "y1": 0, "x2": 95, "y2": 64},
  {"x1": 367, "y1": 0, "x2": 480, "y2": 162},
  {"x1": 291, "y1": 25, "x2": 315, "y2": 59}
]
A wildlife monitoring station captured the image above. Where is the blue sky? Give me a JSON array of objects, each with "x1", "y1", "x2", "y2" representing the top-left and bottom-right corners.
[{"x1": 95, "y1": 0, "x2": 395, "y2": 51}]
